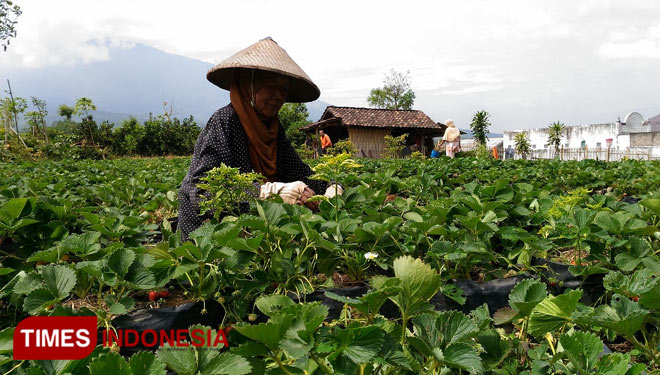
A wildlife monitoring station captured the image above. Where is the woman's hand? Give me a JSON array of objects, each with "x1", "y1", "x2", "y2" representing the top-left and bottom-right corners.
[
  {"x1": 298, "y1": 186, "x2": 315, "y2": 204},
  {"x1": 259, "y1": 181, "x2": 308, "y2": 204},
  {"x1": 299, "y1": 187, "x2": 321, "y2": 211}
]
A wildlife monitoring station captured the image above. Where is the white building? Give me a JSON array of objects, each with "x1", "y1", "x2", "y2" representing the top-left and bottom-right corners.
[{"x1": 503, "y1": 112, "x2": 660, "y2": 160}]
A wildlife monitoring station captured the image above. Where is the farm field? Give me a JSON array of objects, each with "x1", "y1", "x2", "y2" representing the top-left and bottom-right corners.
[{"x1": 2, "y1": 155, "x2": 660, "y2": 374}]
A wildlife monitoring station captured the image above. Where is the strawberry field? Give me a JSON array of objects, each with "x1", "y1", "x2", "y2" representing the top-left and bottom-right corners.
[{"x1": 2, "y1": 155, "x2": 660, "y2": 374}]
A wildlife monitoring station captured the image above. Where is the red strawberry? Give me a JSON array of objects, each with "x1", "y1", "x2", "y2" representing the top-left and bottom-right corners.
[
  {"x1": 148, "y1": 291, "x2": 158, "y2": 301},
  {"x1": 159, "y1": 290, "x2": 170, "y2": 298},
  {"x1": 632, "y1": 296, "x2": 640, "y2": 302},
  {"x1": 224, "y1": 325, "x2": 233, "y2": 334}
]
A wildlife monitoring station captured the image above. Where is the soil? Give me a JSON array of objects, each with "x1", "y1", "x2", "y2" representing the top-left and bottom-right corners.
[
  {"x1": 608, "y1": 341, "x2": 634, "y2": 353},
  {"x1": 552, "y1": 248, "x2": 594, "y2": 266},
  {"x1": 63, "y1": 288, "x2": 196, "y2": 314},
  {"x1": 332, "y1": 272, "x2": 366, "y2": 288}
]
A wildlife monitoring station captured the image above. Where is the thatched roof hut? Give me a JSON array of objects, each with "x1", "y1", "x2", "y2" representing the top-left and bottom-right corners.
[{"x1": 302, "y1": 106, "x2": 446, "y2": 158}]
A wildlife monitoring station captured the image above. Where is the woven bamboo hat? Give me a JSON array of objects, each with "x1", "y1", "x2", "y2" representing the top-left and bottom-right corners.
[{"x1": 207, "y1": 37, "x2": 320, "y2": 103}]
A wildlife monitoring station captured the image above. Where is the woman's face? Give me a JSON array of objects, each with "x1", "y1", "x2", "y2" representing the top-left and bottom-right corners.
[{"x1": 254, "y1": 75, "x2": 290, "y2": 120}]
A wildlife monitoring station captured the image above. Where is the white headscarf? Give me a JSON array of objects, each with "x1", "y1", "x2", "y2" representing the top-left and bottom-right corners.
[{"x1": 443, "y1": 119, "x2": 460, "y2": 141}]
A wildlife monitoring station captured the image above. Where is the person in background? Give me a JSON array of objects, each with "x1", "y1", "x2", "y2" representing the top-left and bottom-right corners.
[
  {"x1": 430, "y1": 139, "x2": 441, "y2": 158},
  {"x1": 319, "y1": 129, "x2": 332, "y2": 155},
  {"x1": 178, "y1": 37, "x2": 342, "y2": 241},
  {"x1": 437, "y1": 119, "x2": 461, "y2": 158}
]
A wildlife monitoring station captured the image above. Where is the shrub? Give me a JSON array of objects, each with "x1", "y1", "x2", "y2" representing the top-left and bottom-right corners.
[
  {"x1": 296, "y1": 143, "x2": 315, "y2": 160},
  {"x1": 409, "y1": 151, "x2": 426, "y2": 160},
  {"x1": 383, "y1": 133, "x2": 408, "y2": 159},
  {"x1": 327, "y1": 139, "x2": 357, "y2": 157}
]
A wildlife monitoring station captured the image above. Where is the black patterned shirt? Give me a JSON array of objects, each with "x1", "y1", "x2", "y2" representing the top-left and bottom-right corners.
[{"x1": 178, "y1": 104, "x2": 326, "y2": 240}]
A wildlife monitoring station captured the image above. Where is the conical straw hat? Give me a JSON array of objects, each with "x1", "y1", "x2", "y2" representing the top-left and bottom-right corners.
[{"x1": 207, "y1": 37, "x2": 320, "y2": 103}]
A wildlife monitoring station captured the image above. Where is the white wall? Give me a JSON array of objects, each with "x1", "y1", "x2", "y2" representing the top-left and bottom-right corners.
[{"x1": 504, "y1": 122, "x2": 630, "y2": 154}]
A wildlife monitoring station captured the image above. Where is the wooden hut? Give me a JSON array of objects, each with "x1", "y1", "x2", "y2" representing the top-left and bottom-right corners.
[{"x1": 302, "y1": 106, "x2": 446, "y2": 158}]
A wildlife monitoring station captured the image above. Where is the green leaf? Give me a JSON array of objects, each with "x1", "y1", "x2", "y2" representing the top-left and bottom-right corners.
[
  {"x1": 442, "y1": 342, "x2": 483, "y2": 374},
  {"x1": 390, "y1": 256, "x2": 441, "y2": 318},
  {"x1": 594, "y1": 353, "x2": 635, "y2": 375},
  {"x1": 254, "y1": 294, "x2": 295, "y2": 317},
  {"x1": 640, "y1": 198, "x2": 660, "y2": 217},
  {"x1": 403, "y1": 211, "x2": 424, "y2": 223},
  {"x1": 234, "y1": 316, "x2": 294, "y2": 351},
  {"x1": 560, "y1": 331, "x2": 602, "y2": 373},
  {"x1": 157, "y1": 343, "x2": 197, "y2": 375},
  {"x1": 107, "y1": 248, "x2": 136, "y2": 277},
  {"x1": 508, "y1": 279, "x2": 547, "y2": 316},
  {"x1": 493, "y1": 307, "x2": 518, "y2": 325},
  {"x1": 279, "y1": 319, "x2": 313, "y2": 359},
  {"x1": 0, "y1": 267, "x2": 14, "y2": 276},
  {"x1": 586, "y1": 294, "x2": 649, "y2": 337},
  {"x1": 1, "y1": 198, "x2": 29, "y2": 221},
  {"x1": 8, "y1": 218, "x2": 39, "y2": 231},
  {"x1": 0, "y1": 327, "x2": 14, "y2": 354},
  {"x1": 60, "y1": 231, "x2": 102, "y2": 256},
  {"x1": 437, "y1": 311, "x2": 477, "y2": 345},
  {"x1": 41, "y1": 264, "x2": 76, "y2": 298},
  {"x1": 477, "y1": 330, "x2": 512, "y2": 369},
  {"x1": 615, "y1": 237, "x2": 650, "y2": 271},
  {"x1": 89, "y1": 352, "x2": 132, "y2": 375},
  {"x1": 332, "y1": 326, "x2": 385, "y2": 365},
  {"x1": 528, "y1": 290, "x2": 581, "y2": 337},
  {"x1": 108, "y1": 296, "x2": 135, "y2": 315},
  {"x1": 13, "y1": 272, "x2": 44, "y2": 295},
  {"x1": 201, "y1": 352, "x2": 252, "y2": 375},
  {"x1": 573, "y1": 208, "x2": 595, "y2": 230},
  {"x1": 230, "y1": 342, "x2": 270, "y2": 358},
  {"x1": 411, "y1": 314, "x2": 442, "y2": 356},
  {"x1": 129, "y1": 351, "x2": 167, "y2": 375},
  {"x1": 23, "y1": 289, "x2": 58, "y2": 315},
  {"x1": 126, "y1": 269, "x2": 156, "y2": 290}
]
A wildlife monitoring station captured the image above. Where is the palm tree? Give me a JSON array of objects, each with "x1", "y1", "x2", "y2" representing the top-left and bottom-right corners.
[
  {"x1": 514, "y1": 131, "x2": 531, "y2": 159},
  {"x1": 470, "y1": 110, "x2": 491, "y2": 147},
  {"x1": 547, "y1": 121, "x2": 565, "y2": 158}
]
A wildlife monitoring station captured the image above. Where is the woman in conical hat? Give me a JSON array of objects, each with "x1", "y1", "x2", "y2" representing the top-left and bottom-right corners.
[
  {"x1": 437, "y1": 119, "x2": 461, "y2": 158},
  {"x1": 178, "y1": 37, "x2": 339, "y2": 240}
]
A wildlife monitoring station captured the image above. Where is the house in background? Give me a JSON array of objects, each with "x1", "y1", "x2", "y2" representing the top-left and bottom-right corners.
[
  {"x1": 302, "y1": 106, "x2": 445, "y2": 158},
  {"x1": 503, "y1": 112, "x2": 660, "y2": 160}
]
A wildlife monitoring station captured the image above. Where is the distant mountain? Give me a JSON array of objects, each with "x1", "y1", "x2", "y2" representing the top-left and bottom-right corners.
[{"x1": 3, "y1": 42, "x2": 330, "y2": 128}]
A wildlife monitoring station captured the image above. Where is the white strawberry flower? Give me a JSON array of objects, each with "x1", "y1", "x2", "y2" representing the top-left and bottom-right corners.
[{"x1": 364, "y1": 252, "x2": 379, "y2": 260}]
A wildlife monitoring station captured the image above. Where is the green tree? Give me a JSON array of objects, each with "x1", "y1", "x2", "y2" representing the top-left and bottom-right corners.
[
  {"x1": 514, "y1": 131, "x2": 531, "y2": 159},
  {"x1": 547, "y1": 121, "x2": 565, "y2": 158},
  {"x1": 58, "y1": 104, "x2": 74, "y2": 121},
  {"x1": 0, "y1": 95, "x2": 27, "y2": 147},
  {"x1": 470, "y1": 110, "x2": 491, "y2": 147},
  {"x1": 0, "y1": 0, "x2": 21, "y2": 51},
  {"x1": 279, "y1": 103, "x2": 310, "y2": 147},
  {"x1": 74, "y1": 97, "x2": 96, "y2": 119},
  {"x1": 74, "y1": 97, "x2": 97, "y2": 145},
  {"x1": 26, "y1": 96, "x2": 48, "y2": 145},
  {"x1": 367, "y1": 69, "x2": 415, "y2": 110},
  {"x1": 112, "y1": 117, "x2": 144, "y2": 155}
]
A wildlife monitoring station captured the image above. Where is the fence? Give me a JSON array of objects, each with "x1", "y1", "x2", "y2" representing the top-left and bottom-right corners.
[{"x1": 508, "y1": 147, "x2": 660, "y2": 161}]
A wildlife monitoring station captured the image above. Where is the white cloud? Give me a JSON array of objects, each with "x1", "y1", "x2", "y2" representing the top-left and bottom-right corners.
[
  {"x1": 598, "y1": 39, "x2": 660, "y2": 59},
  {"x1": 2, "y1": 0, "x2": 660, "y2": 131}
]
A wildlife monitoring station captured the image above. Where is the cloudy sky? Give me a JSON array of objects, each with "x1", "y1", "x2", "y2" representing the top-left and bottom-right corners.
[{"x1": 2, "y1": 0, "x2": 660, "y2": 131}]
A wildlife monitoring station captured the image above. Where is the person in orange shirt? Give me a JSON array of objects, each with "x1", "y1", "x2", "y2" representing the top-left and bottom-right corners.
[{"x1": 319, "y1": 130, "x2": 332, "y2": 155}]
